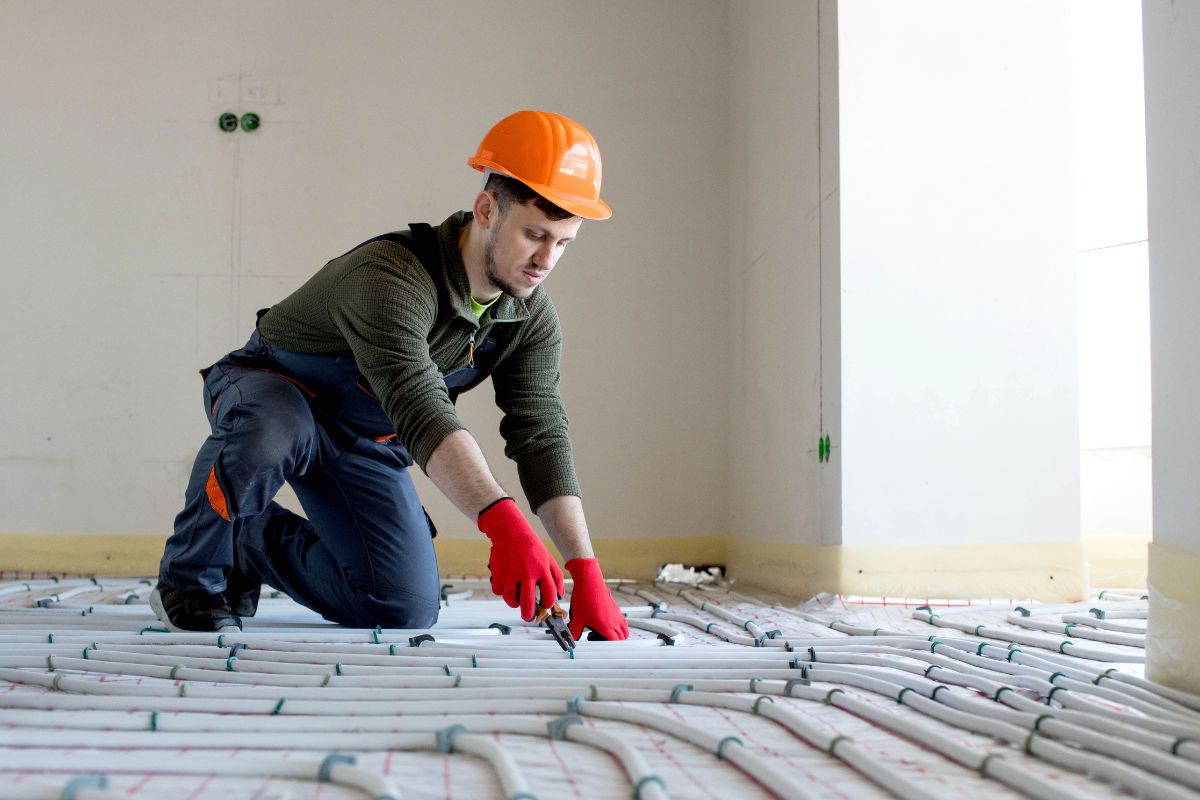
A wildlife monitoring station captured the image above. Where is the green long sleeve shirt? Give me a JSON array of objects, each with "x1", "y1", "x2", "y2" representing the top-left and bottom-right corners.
[{"x1": 257, "y1": 211, "x2": 579, "y2": 511}]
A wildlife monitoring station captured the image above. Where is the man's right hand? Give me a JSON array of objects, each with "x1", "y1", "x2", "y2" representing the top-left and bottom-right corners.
[{"x1": 477, "y1": 497, "x2": 566, "y2": 621}]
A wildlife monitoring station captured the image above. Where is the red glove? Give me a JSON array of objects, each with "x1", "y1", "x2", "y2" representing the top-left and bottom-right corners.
[
  {"x1": 565, "y1": 558, "x2": 629, "y2": 641},
  {"x1": 478, "y1": 497, "x2": 565, "y2": 621}
]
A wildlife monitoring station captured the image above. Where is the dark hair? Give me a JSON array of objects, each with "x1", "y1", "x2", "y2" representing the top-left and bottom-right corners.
[{"x1": 484, "y1": 173, "x2": 576, "y2": 221}]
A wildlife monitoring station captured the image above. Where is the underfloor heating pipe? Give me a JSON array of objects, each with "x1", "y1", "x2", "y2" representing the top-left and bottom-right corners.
[
  {"x1": 801, "y1": 647, "x2": 1195, "y2": 743},
  {"x1": 3, "y1": 661, "x2": 1161, "y2": 800},
  {"x1": 701, "y1": 586, "x2": 1149, "y2": 667},
  {"x1": 910, "y1": 609, "x2": 1145, "y2": 663},
  {"x1": 805, "y1": 644, "x2": 1200, "y2": 723},
  {"x1": 795, "y1": 663, "x2": 1199, "y2": 800},
  {"x1": 759, "y1": 590, "x2": 1148, "y2": 663},
  {"x1": 0, "y1": 779, "x2": 130, "y2": 800},
  {"x1": 4, "y1": 577, "x2": 1197, "y2": 800},
  {"x1": 29, "y1": 579, "x2": 153, "y2": 609},
  {"x1": 4, "y1": 668, "x2": 953, "y2": 800},
  {"x1": 1060, "y1": 612, "x2": 1146, "y2": 634},
  {"x1": 0, "y1": 750, "x2": 403, "y2": 799},
  {"x1": 1004, "y1": 612, "x2": 1146, "y2": 648},
  {"x1": 63, "y1": 643, "x2": 787, "y2": 672}
]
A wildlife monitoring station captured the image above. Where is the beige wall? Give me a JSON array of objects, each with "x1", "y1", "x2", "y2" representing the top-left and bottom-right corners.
[
  {"x1": 726, "y1": 0, "x2": 839, "y2": 595},
  {"x1": 1142, "y1": 0, "x2": 1200, "y2": 694},
  {"x1": 727, "y1": 0, "x2": 836, "y2": 541},
  {"x1": 0, "y1": 2, "x2": 732, "y2": 561},
  {"x1": 1, "y1": 1, "x2": 1153, "y2": 608}
]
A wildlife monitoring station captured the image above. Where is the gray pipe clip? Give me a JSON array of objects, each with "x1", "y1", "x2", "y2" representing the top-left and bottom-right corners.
[
  {"x1": 318, "y1": 753, "x2": 356, "y2": 781},
  {"x1": 61, "y1": 776, "x2": 108, "y2": 800},
  {"x1": 437, "y1": 723, "x2": 467, "y2": 753},
  {"x1": 546, "y1": 713, "x2": 583, "y2": 740}
]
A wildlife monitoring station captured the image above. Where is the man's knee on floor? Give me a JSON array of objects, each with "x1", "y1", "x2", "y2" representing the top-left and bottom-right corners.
[
  {"x1": 351, "y1": 584, "x2": 440, "y2": 629},
  {"x1": 226, "y1": 406, "x2": 315, "y2": 474}
]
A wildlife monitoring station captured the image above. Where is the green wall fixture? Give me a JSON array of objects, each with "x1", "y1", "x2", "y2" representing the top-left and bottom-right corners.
[
  {"x1": 818, "y1": 435, "x2": 827, "y2": 462},
  {"x1": 217, "y1": 112, "x2": 238, "y2": 133},
  {"x1": 240, "y1": 113, "x2": 261, "y2": 132},
  {"x1": 823, "y1": 434, "x2": 831, "y2": 462}
]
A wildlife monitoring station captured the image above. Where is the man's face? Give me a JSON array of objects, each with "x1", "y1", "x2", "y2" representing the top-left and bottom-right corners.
[{"x1": 483, "y1": 200, "x2": 583, "y2": 300}]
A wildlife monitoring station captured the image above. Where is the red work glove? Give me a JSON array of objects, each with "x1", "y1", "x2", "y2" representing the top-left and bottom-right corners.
[
  {"x1": 565, "y1": 557, "x2": 629, "y2": 641},
  {"x1": 478, "y1": 497, "x2": 565, "y2": 621}
]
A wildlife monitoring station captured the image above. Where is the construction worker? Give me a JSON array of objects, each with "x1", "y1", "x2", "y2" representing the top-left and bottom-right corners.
[{"x1": 151, "y1": 110, "x2": 630, "y2": 643}]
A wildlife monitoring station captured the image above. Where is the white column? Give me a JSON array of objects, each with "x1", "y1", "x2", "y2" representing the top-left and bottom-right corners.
[
  {"x1": 837, "y1": 0, "x2": 1082, "y2": 598},
  {"x1": 1142, "y1": 0, "x2": 1200, "y2": 695}
]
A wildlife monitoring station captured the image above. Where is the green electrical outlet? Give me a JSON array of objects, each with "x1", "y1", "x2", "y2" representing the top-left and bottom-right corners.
[
  {"x1": 217, "y1": 112, "x2": 238, "y2": 133},
  {"x1": 824, "y1": 434, "x2": 831, "y2": 462},
  {"x1": 818, "y1": 435, "x2": 827, "y2": 462},
  {"x1": 240, "y1": 112, "x2": 261, "y2": 132}
]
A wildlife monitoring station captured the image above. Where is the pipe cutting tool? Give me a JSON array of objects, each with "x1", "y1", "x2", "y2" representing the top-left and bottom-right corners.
[{"x1": 534, "y1": 602, "x2": 575, "y2": 652}]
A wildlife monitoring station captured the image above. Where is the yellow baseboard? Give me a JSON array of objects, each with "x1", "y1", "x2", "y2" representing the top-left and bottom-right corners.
[
  {"x1": 1146, "y1": 541, "x2": 1200, "y2": 696},
  {"x1": 0, "y1": 533, "x2": 164, "y2": 576},
  {"x1": 0, "y1": 532, "x2": 728, "y2": 584},
  {"x1": 728, "y1": 538, "x2": 1088, "y2": 602},
  {"x1": 433, "y1": 535, "x2": 728, "y2": 582},
  {"x1": 726, "y1": 539, "x2": 842, "y2": 601},
  {"x1": 1083, "y1": 536, "x2": 1149, "y2": 589},
  {"x1": 0, "y1": 532, "x2": 1133, "y2": 604}
]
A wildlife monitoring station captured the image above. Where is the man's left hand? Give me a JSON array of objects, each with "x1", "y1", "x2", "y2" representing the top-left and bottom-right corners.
[{"x1": 564, "y1": 557, "x2": 629, "y2": 641}]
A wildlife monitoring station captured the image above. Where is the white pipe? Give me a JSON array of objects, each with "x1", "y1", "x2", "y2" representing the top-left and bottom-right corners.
[
  {"x1": 0, "y1": 751, "x2": 403, "y2": 799},
  {"x1": 1005, "y1": 613, "x2": 1146, "y2": 648},
  {"x1": 1060, "y1": 613, "x2": 1146, "y2": 634},
  {"x1": 3, "y1": 578, "x2": 1195, "y2": 800},
  {"x1": 0, "y1": 779, "x2": 130, "y2": 800},
  {"x1": 911, "y1": 609, "x2": 1144, "y2": 663},
  {"x1": 451, "y1": 733, "x2": 532, "y2": 798},
  {"x1": 576, "y1": 700, "x2": 821, "y2": 800}
]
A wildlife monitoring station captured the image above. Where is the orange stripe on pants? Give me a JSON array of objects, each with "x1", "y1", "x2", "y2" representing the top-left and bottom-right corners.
[{"x1": 205, "y1": 465, "x2": 232, "y2": 521}]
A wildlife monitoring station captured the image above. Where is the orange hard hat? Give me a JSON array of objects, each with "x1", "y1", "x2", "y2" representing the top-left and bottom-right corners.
[{"x1": 468, "y1": 110, "x2": 612, "y2": 220}]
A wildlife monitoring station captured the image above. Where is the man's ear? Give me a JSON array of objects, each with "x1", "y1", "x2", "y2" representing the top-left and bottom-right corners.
[{"x1": 472, "y1": 191, "x2": 498, "y2": 229}]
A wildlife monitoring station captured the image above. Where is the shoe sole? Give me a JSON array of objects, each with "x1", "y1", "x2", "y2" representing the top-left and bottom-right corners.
[{"x1": 148, "y1": 587, "x2": 240, "y2": 633}]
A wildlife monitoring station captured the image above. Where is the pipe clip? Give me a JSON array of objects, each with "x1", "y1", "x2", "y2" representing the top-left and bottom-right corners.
[
  {"x1": 633, "y1": 775, "x2": 667, "y2": 799},
  {"x1": 669, "y1": 683, "x2": 694, "y2": 704},
  {"x1": 546, "y1": 713, "x2": 583, "y2": 740},
  {"x1": 409, "y1": 634, "x2": 435, "y2": 647},
  {"x1": 318, "y1": 753, "x2": 356, "y2": 781},
  {"x1": 60, "y1": 776, "x2": 108, "y2": 800},
  {"x1": 715, "y1": 735, "x2": 742, "y2": 760},
  {"x1": 436, "y1": 724, "x2": 466, "y2": 754}
]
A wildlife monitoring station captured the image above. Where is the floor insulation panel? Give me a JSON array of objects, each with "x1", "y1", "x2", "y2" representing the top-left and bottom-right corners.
[{"x1": 0, "y1": 573, "x2": 1194, "y2": 799}]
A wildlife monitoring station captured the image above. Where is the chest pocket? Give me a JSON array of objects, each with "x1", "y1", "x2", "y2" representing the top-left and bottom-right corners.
[{"x1": 442, "y1": 329, "x2": 509, "y2": 402}]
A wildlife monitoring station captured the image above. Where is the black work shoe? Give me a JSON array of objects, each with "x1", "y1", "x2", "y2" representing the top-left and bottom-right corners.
[
  {"x1": 225, "y1": 568, "x2": 262, "y2": 618},
  {"x1": 149, "y1": 582, "x2": 241, "y2": 632}
]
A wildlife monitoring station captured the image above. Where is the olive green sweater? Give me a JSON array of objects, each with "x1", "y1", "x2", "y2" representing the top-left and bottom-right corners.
[{"x1": 258, "y1": 212, "x2": 578, "y2": 511}]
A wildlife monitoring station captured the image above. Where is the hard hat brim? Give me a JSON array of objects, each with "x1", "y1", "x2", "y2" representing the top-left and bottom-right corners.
[{"x1": 469, "y1": 158, "x2": 612, "y2": 221}]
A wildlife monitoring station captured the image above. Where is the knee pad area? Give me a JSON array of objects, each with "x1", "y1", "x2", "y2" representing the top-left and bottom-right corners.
[
  {"x1": 224, "y1": 407, "x2": 315, "y2": 475},
  {"x1": 352, "y1": 584, "x2": 440, "y2": 629}
]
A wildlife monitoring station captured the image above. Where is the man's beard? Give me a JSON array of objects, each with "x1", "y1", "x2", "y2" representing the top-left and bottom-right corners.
[{"x1": 483, "y1": 236, "x2": 531, "y2": 299}]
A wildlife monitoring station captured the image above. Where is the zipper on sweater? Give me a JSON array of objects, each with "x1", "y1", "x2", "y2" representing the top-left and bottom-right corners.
[{"x1": 467, "y1": 333, "x2": 475, "y2": 368}]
